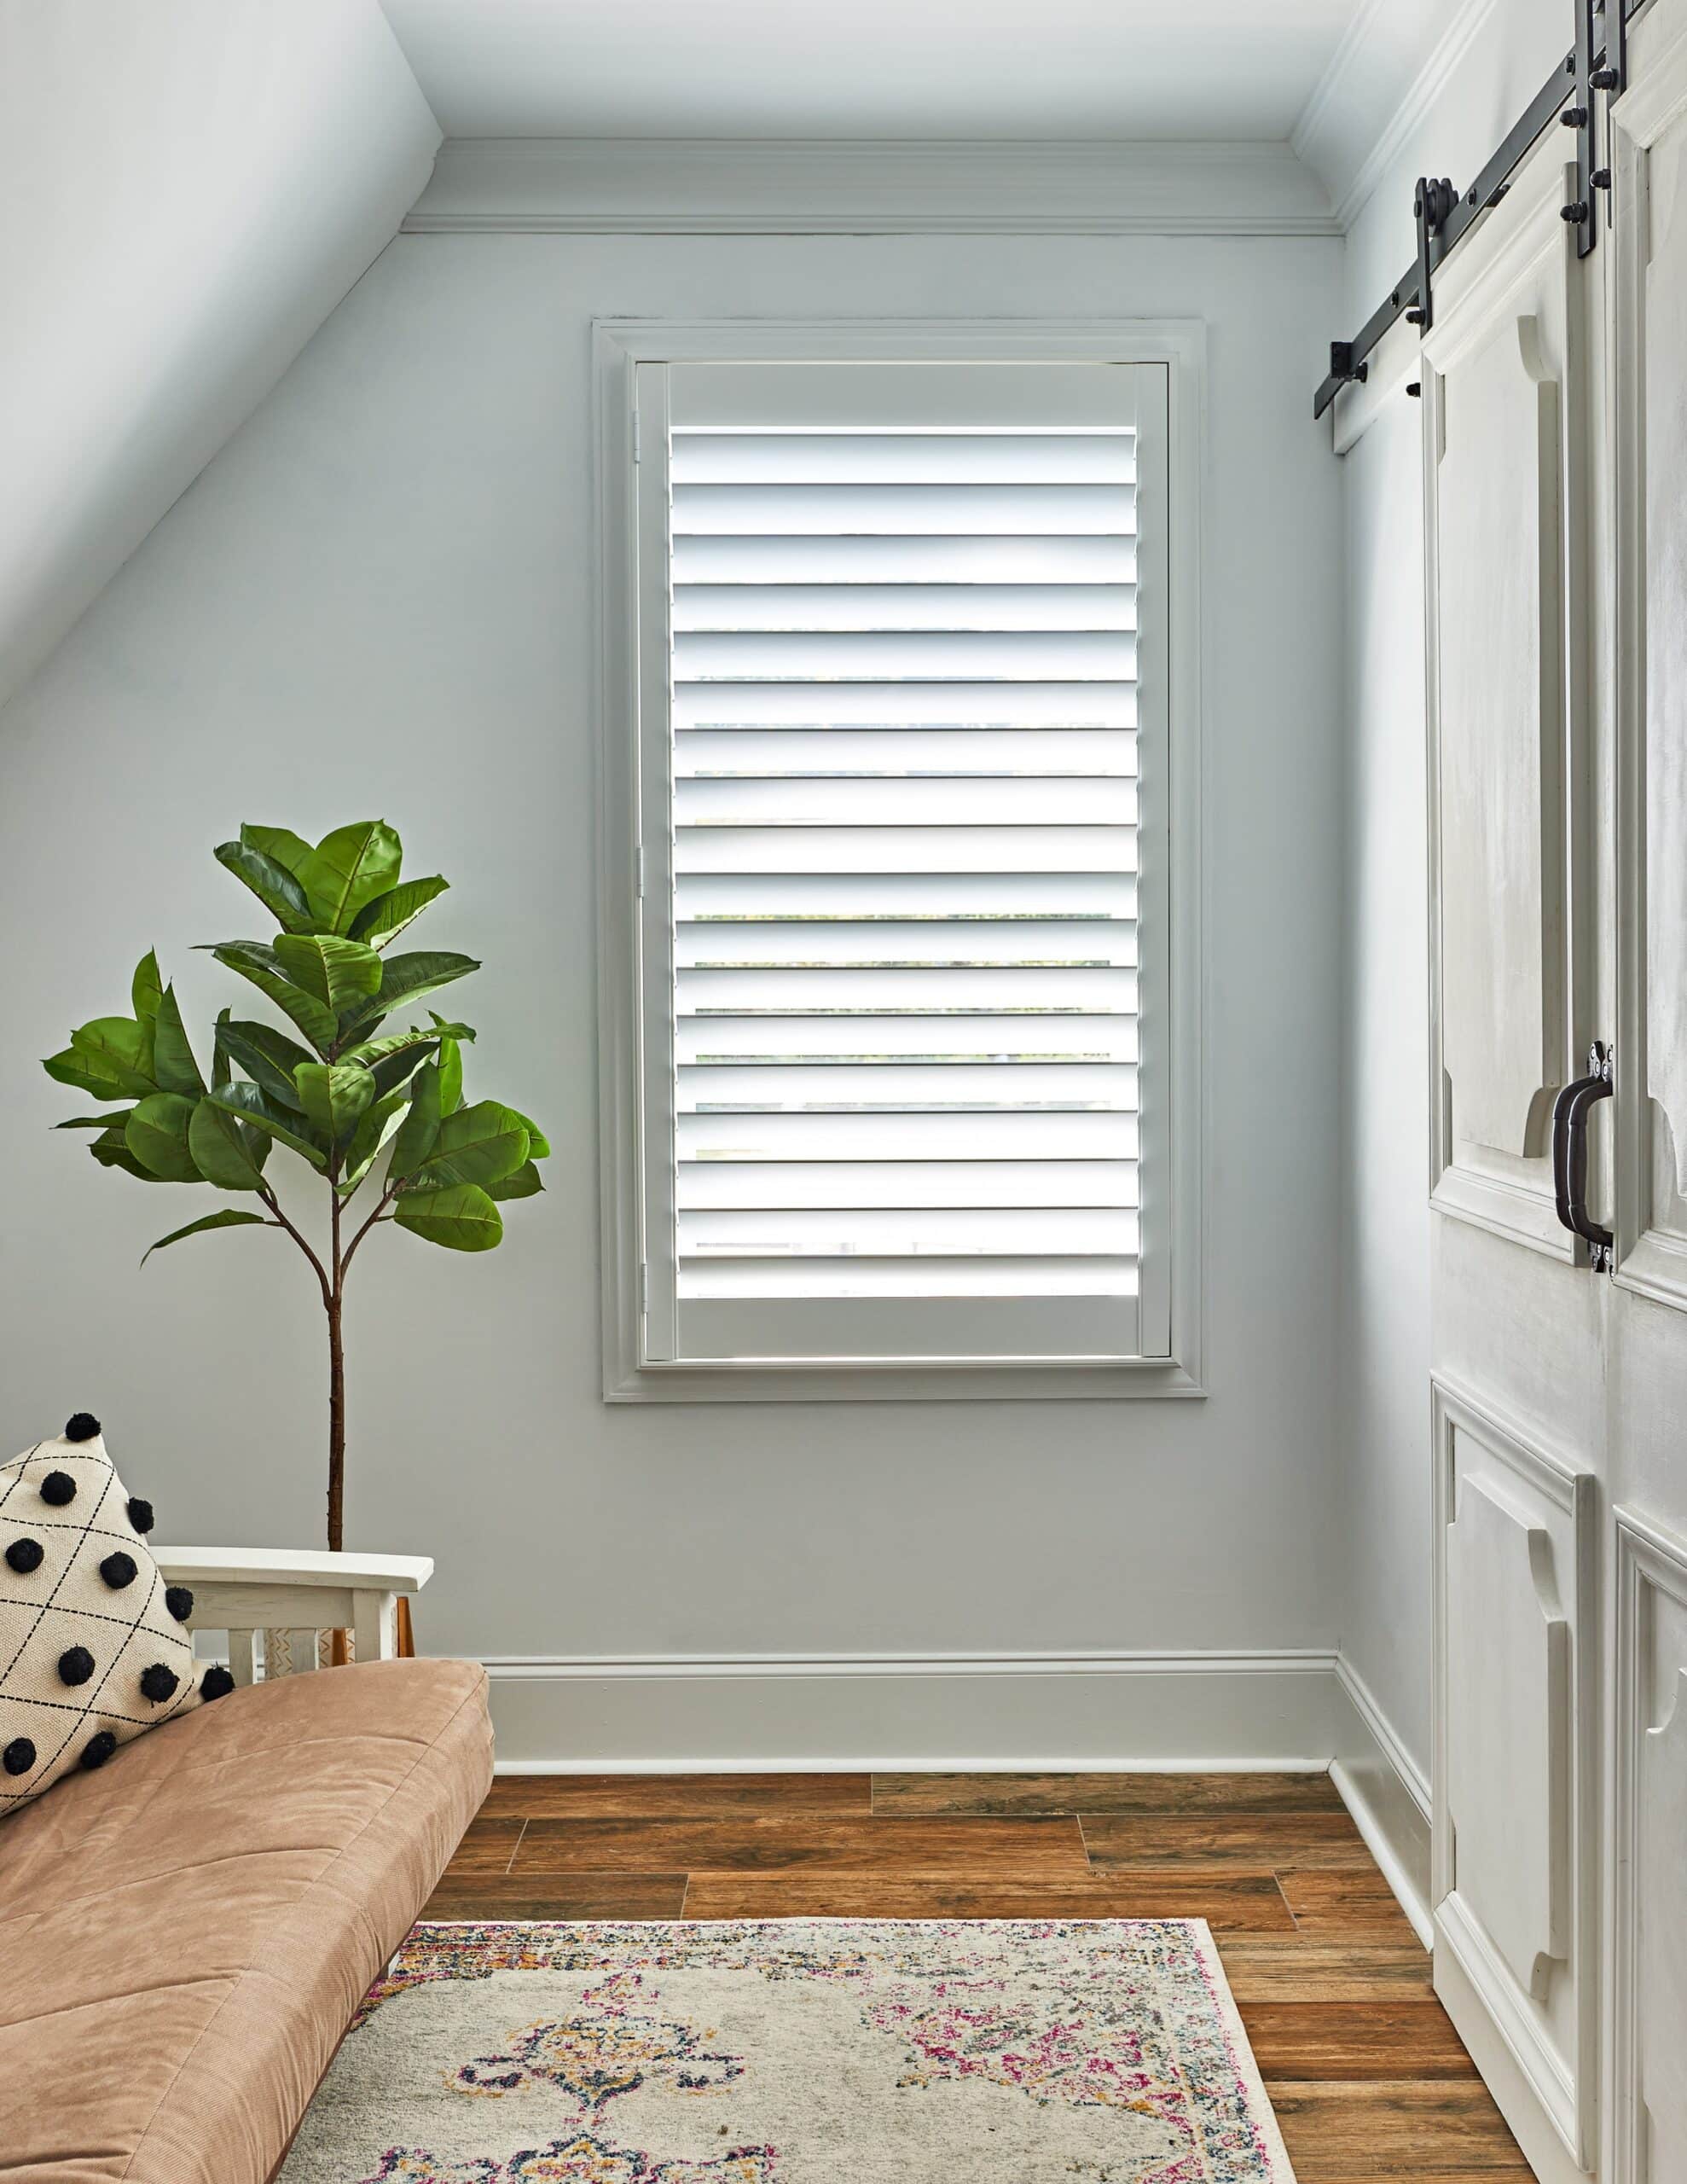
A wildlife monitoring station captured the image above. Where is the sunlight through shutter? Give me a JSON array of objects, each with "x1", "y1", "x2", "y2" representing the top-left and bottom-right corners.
[{"x1": 664, "y1": 408, "x2": 1143, "y2": 1313}]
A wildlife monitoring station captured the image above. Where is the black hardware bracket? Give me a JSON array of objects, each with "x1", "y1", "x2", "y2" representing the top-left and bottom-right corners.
[
  {"x1": 1327, "y1": 340, "x2": 1367, "y2": 391},
  {"x1": 1408, "y1": 177, "x2": 1458, "y2": 333},
  {"x1": 1552, "y1": 1041, "x2": 1615, "y2": 1271},
  {"x1": 1313, "y1": 0, "x2": 1635, "y2": 420}
]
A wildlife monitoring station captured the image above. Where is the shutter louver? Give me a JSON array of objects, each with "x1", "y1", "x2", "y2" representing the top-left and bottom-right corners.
[{"x1": 664, "y1": 413, "x2": 1143, "y2": 1315}]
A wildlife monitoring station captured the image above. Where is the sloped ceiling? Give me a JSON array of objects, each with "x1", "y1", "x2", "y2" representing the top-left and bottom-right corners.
[
  {"x1": 380, "y1": 0, "x2": 1359, "y2": 141},
  {"x1": 0, "y1": 0, "x2": 441, "y2": 710}
]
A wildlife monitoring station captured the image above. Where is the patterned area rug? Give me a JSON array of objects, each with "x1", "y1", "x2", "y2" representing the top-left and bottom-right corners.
[{"x1": 281, "y1": 1920, "x2": 1296, "y2": 2183}]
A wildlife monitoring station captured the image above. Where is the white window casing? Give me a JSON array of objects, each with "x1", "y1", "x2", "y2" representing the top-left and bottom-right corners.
[{"x1": 595, "y1": 323, "x2": 1204, "y2": 1401}]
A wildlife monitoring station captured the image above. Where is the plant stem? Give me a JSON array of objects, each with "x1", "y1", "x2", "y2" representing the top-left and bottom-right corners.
[
  {"x1": 341, "y1": 1184, "x2": 397, "y2": 1276},
  {"x1": 258, "y1": 1180, "x2": 332, "y2": 1309},
  {"x1": 327, "y1": 1173, "x2": 345, "y2": 1553}
]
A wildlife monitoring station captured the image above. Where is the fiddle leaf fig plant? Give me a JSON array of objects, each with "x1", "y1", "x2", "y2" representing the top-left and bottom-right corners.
[{"x1": 43, "y1": 822, "x2": 549, "y2": 1551}]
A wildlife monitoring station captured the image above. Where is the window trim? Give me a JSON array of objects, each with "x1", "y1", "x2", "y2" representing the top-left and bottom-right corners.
[{"x1": 594, "y1": 318, "x2": 1207, "y2": 1403}]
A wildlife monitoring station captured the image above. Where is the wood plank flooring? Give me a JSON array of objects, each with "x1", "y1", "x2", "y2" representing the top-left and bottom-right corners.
[{"x1": 425, "y1": 1769, "x2": 1525, "y2": 2180}]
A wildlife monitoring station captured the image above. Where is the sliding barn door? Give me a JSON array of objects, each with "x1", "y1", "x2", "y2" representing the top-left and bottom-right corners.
[
  {"x1": 1421, "y1": 131, "x2": 1603, "y2": 2184},
  {"x1": 1607, "y1": 6, "x2": 1687, "y2": 2180},
  {"x1": 1422, "y1": 6, "x2": 1687, "y2": 2175}
]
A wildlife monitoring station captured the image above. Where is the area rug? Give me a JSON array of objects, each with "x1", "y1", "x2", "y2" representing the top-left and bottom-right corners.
[
  {"x1": 283, "y1": 1921, "x2": 1301, "y2": 2175},
  {"x1": 279, "y1": 1919, "x2": 1296, "y2": 2183}
]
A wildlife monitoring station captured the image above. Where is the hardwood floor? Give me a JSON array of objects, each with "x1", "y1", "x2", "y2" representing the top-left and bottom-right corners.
[{"x1": 425, "y1": 1770, "x2": 1526, "y2": 2181}]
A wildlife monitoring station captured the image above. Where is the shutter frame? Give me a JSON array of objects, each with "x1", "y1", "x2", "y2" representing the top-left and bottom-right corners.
[{"x1": 597, "y1": 322, "x2": 1202, "y2": 1400}]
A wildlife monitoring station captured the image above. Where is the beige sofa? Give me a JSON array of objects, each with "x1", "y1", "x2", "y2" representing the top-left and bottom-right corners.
[{"x1": 0, "y1": 1655, "x2": 493, "y2": 2183}]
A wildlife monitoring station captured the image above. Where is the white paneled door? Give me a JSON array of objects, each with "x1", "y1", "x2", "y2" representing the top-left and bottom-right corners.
[{"x1": 1421, "y1": 6, "x2": 1687, "y2": 2181}]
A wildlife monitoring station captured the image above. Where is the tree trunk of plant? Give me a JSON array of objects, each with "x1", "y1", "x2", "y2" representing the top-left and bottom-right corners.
[
  {"x1": 327, "y1": 1186, "x2": 345, "y2": 1553},
  {"x1": 327, "y1": 1292, "x2": 345, "y2": 1552}
]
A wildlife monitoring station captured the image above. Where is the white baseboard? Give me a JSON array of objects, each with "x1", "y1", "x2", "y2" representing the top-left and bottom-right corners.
[
  {"x1": 480, "y1": 1648, "x2": 1435, "y2": 1942},
  {"x1": 1330, "y1": 1655, "x2": 1434, "y2": 1946},
  {"x1": 482, "y1": 1647, "x2": 1346, "y2": 1774}
]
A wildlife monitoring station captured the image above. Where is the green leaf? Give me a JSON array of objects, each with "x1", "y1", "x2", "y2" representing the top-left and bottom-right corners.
[
  {"x1": 297, "y1": 821, "x2": 403, "y2": 935},
  {"x1": 437, "y1": 1035, "x2": 464, "y2": 1117},
  {"x1": 187, "y1": 1098, "x2": 270, "y2": 1191},
  {"x1": 507, "y1": 1108, "x2": 551, "y2": 1160},
  {"x1": 131, "y1": 951, "x2": 165, "y2": 1022},
  {"x1": 342, "y1": 1020, "x2": 473, "y2": 1072},
  {"x1": 339, "y1": 1088, "x2": 410, "y2": 1192},
  {"x1": 241, "y1": 824, "x2": 315, "y2": 880},
  {"x1": 67, "y1": 1016, "x2": 157, "y2": 1098},
  {"x1": 411, "y1": 1099, "x2": 529, "y2": 1190},
  {"x1": 214, "y1": 839, "x2": 317, "y2": 933},
  {"x1": 272, "y1": 933, "x2": 383, "y2": 1012},
  {"x1": 335, "y1": 950, "x2": 480, "y2": 1037},
  {"x1": 150, "y1": 985, "x2": 206, "y2": 1098},
  {"x1": 392, "y1": 1182, "x2": 503, "y2": 1252},
  {"x1": 349, "y1": 875, "x2": 449, "y2": 949},
  {"x1": 89, "y1": 1122, "x2": 167, "y2": 1181},
  {"x1": 386, "y1": 1059, "x2": 443, "y2": 1181},
  {"x1": 368, "y1": 1042, "x2": 439, "y2": 1100},
  {"x1": 214, "y1": 1017, "x2": 313, "y2": 1110},
  {"x1": 204, "y1": 1081, "x2": 329, "y2": 1170},
  {"x1": 125, "y1": 1094, "x2": 204, "y2": 1183},
  {"x1": 44, "y1": 1046, "x2": 137, "y2": 1101},
  {"x1": 55, "y1": 1112, "x2": 133, "y2": 1130},
  {"x1": 293, "y1": 1060, "x2": 376, "y2": 1147},
  {"x1": 142, "y1": 1209, "x2": 269, "y2": 1266},
  {"x1": 486, "y1": 1159, "x2": 544, "y2": 1201},
  {"x1": 207, "y1": 944, "x2": 338, "y2": 1050}
]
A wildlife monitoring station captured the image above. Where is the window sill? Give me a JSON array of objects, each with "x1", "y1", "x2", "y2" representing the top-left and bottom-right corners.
[{"x1": 603, "y1": 1357, "x2": 1206, "y2": 1403}]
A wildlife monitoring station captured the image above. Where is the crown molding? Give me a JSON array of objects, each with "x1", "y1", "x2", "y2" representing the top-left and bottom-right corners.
[
  {"x1": 1292, "y1": 0, "x2": 1495, "y2": 231},
  {"x1": 403, "y1": 136, "x2": 1339, "y2": 236},
  {"x1": 1291, "y1": 0, "x2": 1394, "y2": 168}
]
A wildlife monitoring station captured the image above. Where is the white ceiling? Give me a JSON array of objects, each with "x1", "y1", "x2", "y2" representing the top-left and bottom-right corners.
[{"x1": 380, "y1": 0, "x2": 1365, "y2": 143}]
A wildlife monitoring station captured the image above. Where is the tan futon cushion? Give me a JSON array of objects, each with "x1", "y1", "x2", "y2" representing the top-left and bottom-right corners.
[{"x1": 0, "y1": 1655, "x2": 492, "y2": 2184}]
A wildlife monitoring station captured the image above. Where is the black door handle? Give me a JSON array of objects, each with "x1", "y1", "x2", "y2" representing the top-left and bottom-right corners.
[{"x1": 1551, "y1": 1041, "x2": 1614, "y2": 1269}]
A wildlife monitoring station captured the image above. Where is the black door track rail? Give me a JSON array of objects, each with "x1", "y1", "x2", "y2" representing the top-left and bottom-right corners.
[{"x1": 1314, "y1": 0, "x2": 1636, "y2": 421}]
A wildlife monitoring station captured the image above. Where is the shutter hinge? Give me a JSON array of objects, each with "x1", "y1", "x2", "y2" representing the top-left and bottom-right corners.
[
  {"x1": 632, "y1": 411, "x2": 641, "y2": 465},
  {"x1": 635, "y1": 844, "x2": 646, "y2": 901},
  {"x1": 639, "y1": 1261, "x2": 649, "y2": 1315}
]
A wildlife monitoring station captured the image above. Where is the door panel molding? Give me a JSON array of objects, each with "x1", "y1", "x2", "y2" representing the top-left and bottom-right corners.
[
  {"x1": 1613, "y1": 2, "x2": 1687, "y2": 1316},
  {"x1": 1423, "y1": 149, "x2": 1592, "y2": 1262},
  {"x1": 1446, "y1": 1471, "x2": 1571, "y2": 1998},
  {"x1": 1612, "y1": 1506, "x2": 1687, "y2": 2184},
  {"x1": 1431, "y1": 1374, "x2": 1598, "y2": 2167}
]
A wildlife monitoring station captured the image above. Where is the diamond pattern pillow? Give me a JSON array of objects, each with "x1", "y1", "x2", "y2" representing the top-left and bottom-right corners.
[{"x1": 1, "y1": 1415, "x2": 232, "y2": 1812}]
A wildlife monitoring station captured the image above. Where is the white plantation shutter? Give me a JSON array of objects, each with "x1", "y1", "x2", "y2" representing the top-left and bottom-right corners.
[{"x1": 634, "y1": 359, "x2": 1171, "y2": 1368}]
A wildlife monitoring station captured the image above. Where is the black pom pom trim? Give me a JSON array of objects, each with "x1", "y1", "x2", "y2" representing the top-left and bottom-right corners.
[
  {"x1": 39, "y1": 1471, "x2": 77, "y2": 1507},
  {"x1": 99, "y1": 1550, "x2": 138, "y2": 1591},
  {"x1": 126, "y1": 1496, "x2": 155, "y2": 1535},
  {"x1": 165, "y1": 1584, "x2": 194, "y2": 1623},
  {"x1": 5, "y1": 1537, "x2": 43, "y2": 1575},
  {"x1": 63, "y1": 1413, "x2": 101, "y2": 1443},
  {"x1": 139, "y1": 1663, "x2": 180, "y2": 1705},
  {"x1": 3, "y1": 1737, "x2": 36, "y2": 1777},
  {"x1": 57, "y1": 1645, "x2": 96, "y2": 1687},
  {"x1": 81, "y1": 1729, "x2": 118, "y2": 1769},
  {"x1": 200, "y1": 1665, "x2": 236, "y2": 1702}
]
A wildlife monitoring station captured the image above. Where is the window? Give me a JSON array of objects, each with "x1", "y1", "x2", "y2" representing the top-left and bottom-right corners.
[{"x1": 598, "y1": 328, "x2": 1201, "y2": 1398}]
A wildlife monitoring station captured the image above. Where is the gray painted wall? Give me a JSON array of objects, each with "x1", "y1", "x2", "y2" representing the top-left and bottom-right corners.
[{"x1": 0, "y1": 229, "x2": 1343, "y2": 1754}]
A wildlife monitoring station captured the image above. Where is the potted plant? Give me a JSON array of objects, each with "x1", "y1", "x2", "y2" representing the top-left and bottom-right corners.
[{"x1": 42, "y1": 821, "x2": 548, "y2": 1553}]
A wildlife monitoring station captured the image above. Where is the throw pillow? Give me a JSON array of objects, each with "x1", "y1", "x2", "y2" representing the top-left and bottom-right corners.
[{"x1": 0, "y1": 1414, "x2": 233, "y2": 1813}]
